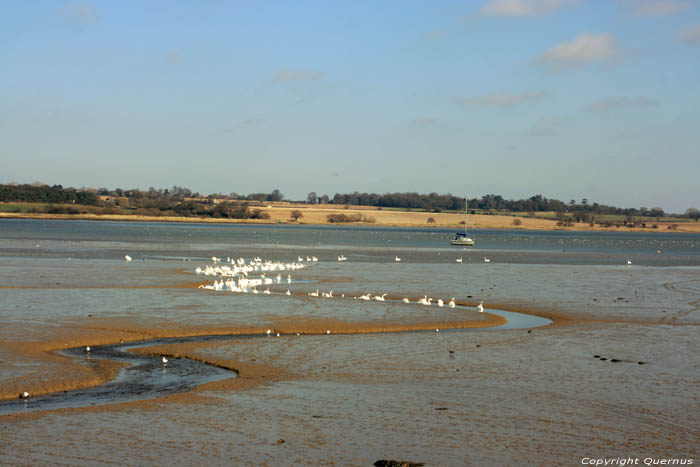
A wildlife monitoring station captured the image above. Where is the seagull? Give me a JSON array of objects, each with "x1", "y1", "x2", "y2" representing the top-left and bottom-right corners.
[
  {"x1": 476, "y1": 300, "x2": 484, "y2": 313},
  {"x1": 456, "y1": 258, "x2": 463, "y2": 263},
  {"x1": 395, "y1": 256, "x2": 401, "y2": 262},
  {"x1": 484, "y1": 257, "x2": 491, "y2": 263},
  {"x1": 124, "y1": 255, "x2": 132, "y2": 262}
]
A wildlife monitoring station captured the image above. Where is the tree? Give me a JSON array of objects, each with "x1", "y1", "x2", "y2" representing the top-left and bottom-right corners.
[
  {"x1": 685, "y1": 208, "x2": 700, "y2": 222},
  {"x1": 290, "y1": 210, "x2": 303, "y2": 221},
  {"x1": 306, "y1": 192, "x2": 317, "y2": 204}
]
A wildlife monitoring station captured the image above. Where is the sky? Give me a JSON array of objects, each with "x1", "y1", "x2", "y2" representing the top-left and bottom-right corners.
[{"x1": 1, "y1": 0, "x2": 699, "y2": 213}]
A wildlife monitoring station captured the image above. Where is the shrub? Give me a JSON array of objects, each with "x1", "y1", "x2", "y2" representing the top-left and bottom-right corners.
[
  {"x1": 427, "y1": 217, "x2": 436, "y2": 224},
  {"x1": 290, "y1": 210, "x2": 303, "y2": 221},
  {"x1": 512, "y1": 218, "x2": 522, "y2": 226}
]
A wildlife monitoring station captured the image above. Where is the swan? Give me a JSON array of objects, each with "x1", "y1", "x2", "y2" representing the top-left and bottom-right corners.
[
  {"x1": 358, "y1": 293, "x2": 372, "y2": 300},
  {"x1": 312, "y1": 256, "x2": 318, "y2": 262},
  {"x1": 276, "y1": 332, "x2": 280, "y2": 337},
  {"x1": 323, "y1": 291, "x2": 334, "y2": 298},
  {"x1": 484, "y1": 257, "x2": 491, "y2": 263},
  {"x1": 124, "y1": 255, "x2": 132, "y2": 262},
  {"x1": 448, "y1": 298, "x2": 456, "y2": 308},
  {"x1": 20, "y1": 391, "x2": 29, "y2": 400},
  {"x1": 437, "y1": 299, "x2": 444, "y2": 307},
  {"x1": 476, "y1": 300, "x2": 484, "y2": 312},
  {"x1": 374, "y1": 293, "x2": 387, "y2": 302},
  {"x1": 285, "y1": 290, "x2": 291, "y2": 296},
  {"x1": 402, "y1": 297, "x2": 410, "y2": 304},
  {"x1": 308, "y1": 290, "x2": 319, "y2": 297},
  {"x1": 395, "y1": 256, "x2": 401, "y2": 262},
  {"x1": 627, "y1": 260, "x2": 632, "y2": 265},
  {"x1": 162, "y1": 356, "x2": 168, "y2": 364},
  {"x1": 456, "y1": 258, "x2": 463, "y2": 263},
  {"x1": 263, "y1": 288, "x2": 271, "y2": 295},
  {"x1": 325, "y1": 330, "x2": 331, "y2": 334},
  {"x1": 419, "y1": 296, "x2": 432, "y2": 306},
  {"x1": 85, "y1": 346, "x2": 91, "y2": 352}
]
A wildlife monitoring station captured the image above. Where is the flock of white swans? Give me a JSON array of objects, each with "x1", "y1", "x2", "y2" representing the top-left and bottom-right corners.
[{"x1": 191, "y1": 255, "x2": 486, "y2": 313}]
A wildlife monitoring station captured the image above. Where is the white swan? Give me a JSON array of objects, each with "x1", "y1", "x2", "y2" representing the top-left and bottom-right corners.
[
  {"x1": 402, "y1": 297, "x2": 410, "y2": 304},
  {"x1": 437, "y1": 299, "x2": 444, "y2": 307},
  {"x1": 21, "y1": 391, "x2": 29, "y2": 400},
  {"x1": 374, "y1": 293, "x2": 387, "y2": 302},
  {"x1": 419, "y1": 296, "x2": 432, "y2": 306},
  {"x1": 85, "y1": 346, "x2": 91, "y2": 352},
  {"x1": 358, "y1": 294, "x2": 372, "y2": 301},
  {"x1": 124, "y1": 255, "x2": 132, "y2": 262},
  {"x1": 448, "y1": 298, "x2": 456, "y2": 308},
  {"x1": 484, "y1": 257, "x2": 491, "y2": 263},
  {"x1": 476, "y1": 300, "x2": 484, "y2": 312},
  {"x1": 456, "y1": 257, "x2": 463, "y2": 263},
  {"x1": 285, "y1": 290, "x2": 291, "y2": 296},
  {"x1": 308, "y1": 290, "x2": 319, "y2": 297},
  {"x1": 162, "y1": 356, "x2": 168, "y2": 364},
  {"x1": 627, "y1": 260, "x2": 632, "y2": 265},
  {"x1": 395, "y1": 256, "x2": 401, "y2": 262}
]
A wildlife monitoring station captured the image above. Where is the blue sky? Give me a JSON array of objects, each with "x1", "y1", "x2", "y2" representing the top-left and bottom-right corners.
[{"x1": 1, "y1": 0, "x2": 699, "y2": 212}]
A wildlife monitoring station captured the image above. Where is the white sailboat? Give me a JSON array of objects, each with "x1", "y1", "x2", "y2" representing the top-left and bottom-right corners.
[{"x1": 451, "y1": 198, "x2": 475, "y2": 246}]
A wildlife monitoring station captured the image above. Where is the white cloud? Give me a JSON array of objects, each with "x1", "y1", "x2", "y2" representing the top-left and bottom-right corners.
[
  {"x1": 621, "y1": 0, "x2": 692, "y2": 16},
  {"x1": 269, "y1": 69, "x2": 326, "y2": 83},
  {"x1": 590, "y1": 96, "x2": 660, "y2": 111},
  {"x1": 457, "y1": 90, "x2": 546, "y2": 107},
  {"x1": 532, "y1": 117, "x2": 561, "y2": 134},
  {"x1": 59, "y1": 2, "x2": 99, "y2": 26},
  {"x1": 677, "y1": 24, "x2": 700, "y2": 44},
  {"x1": 534, "y1": 33, "x2": 618, "y2": 70},
  {"x1": 408, "y1": 117, "x2": 440, "y2": 127},
  {"x1": 480, "y1": 0, "x2": 581, "y2": 16}
]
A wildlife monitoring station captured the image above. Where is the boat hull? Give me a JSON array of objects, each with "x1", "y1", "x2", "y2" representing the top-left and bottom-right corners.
[{"x1": 450, "y1": 238, "x2": 475, "y2": 246}]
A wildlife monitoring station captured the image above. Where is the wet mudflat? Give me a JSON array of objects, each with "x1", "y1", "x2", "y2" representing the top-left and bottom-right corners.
[{"x1": 0, "y1": 220, "x2": 698, "y2": 465}]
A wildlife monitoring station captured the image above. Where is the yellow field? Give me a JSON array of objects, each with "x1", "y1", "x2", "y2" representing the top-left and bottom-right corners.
[{"x1": 2, "y1": 202, "x2": 699, "y2": 232}]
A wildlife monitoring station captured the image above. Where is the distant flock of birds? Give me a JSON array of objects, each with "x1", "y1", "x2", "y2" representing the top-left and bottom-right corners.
[{"x1": 189, "y1": 255, "x2": 488, "y2": 314}]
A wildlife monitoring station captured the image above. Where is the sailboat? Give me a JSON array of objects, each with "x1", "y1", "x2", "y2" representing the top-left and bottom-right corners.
[{"x1": 450, "y1": 198, "x2": 475, "y2": 246}]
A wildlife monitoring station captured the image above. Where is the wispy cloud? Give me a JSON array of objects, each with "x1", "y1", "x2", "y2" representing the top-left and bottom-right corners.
[
  {"x1": 457, "y1": 90, "x2": 546, "y2": 107},
  {"x1": 532, "y1": 117, "x2": 562, "y2": 134},
  {"x1": 480, "y1": 0, "x2": 581, "y2": 16},
  {"x1": 268, "y1": 69, "x2": 326, "y2": 83},
  {"x1": 589, "y1": 96, "x2": 660, "y2": 112},
  {"x1": 533, "y1": 33, "x2": 618, "y2": 70},
  {"x1": 408, "y1": 117, "x2": 440, "y2": 127},
  {"x1": 212, "y1": 118, "x2": 265, "y2": 135},
  {"x1": 676, "y1": 24, "x2": 700, "y2": 44},
  {"x1": 59, "y1": 2, "x2": 99, "y2": 26},
  {"x1": 165, "y1": 51, "x2": 182, "y2": 63},
  {"x1": 620, "y1": 0, "x2": 692, "y2": 16}
]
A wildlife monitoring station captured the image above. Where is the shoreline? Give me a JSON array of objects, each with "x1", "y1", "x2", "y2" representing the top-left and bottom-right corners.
[{"x1": 2, "y1": 210, "x2": 699, "y2": 233}]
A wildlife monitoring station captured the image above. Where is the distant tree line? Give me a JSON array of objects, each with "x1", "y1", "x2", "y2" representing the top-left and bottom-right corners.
[
  {"x1": 0, "y1": 183, "x2": 99, "y2": 205},
  {"x1": 1, "y1": 183, "x2": 698, "y2": 220}
]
